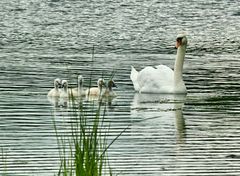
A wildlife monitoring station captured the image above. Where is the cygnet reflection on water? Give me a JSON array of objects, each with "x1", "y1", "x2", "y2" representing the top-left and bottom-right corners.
[
  {"x1": 130, "y1": 93, "x2": 186, "y2": 143},
  {"x1": 47, "y1": 95, "x2": 60, "y2": 107}
]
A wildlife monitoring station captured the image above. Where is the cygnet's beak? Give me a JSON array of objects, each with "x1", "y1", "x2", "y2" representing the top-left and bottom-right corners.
[
  {"x1": 60, "y1": 82, "x2": 66, "y2": 88},
  {"x1": 58, "y1": 82, "x2": 62, "y2": 88}
]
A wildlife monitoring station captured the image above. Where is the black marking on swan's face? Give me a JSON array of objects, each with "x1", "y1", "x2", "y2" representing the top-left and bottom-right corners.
[
  {"x1": 176, "y1": 36, "x2": 187, "y2": 48},
  {"x1": 176, "y1": 37, "x2": 183, "y2": 42}
]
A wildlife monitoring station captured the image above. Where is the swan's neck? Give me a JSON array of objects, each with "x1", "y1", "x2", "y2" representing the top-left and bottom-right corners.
[
  {"x1": 98, "y1": 84, "x2": 102, "y2": 93},
  {"x1": 98, "y1": 83, "x2": 103, "y2": 89},
  {"x1": 54, "y1": 84, "x2": 59, "y2": 90},
  {"x1": 63, "y1": 86, "x2": 68, "y2": 92},
  {"x1": 78, "y1": 82, "x2": 83, "y2": 93},
  {"x1": 107, "y1": 86, "x2": 112, "y2": 92},
  {"x1": 174, "y1": 45, "x2": 186, "y2": 84}
]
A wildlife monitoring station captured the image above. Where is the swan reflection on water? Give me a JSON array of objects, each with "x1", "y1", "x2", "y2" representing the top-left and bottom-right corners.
[
  {"x1": 48, "y1": 92, "x2": 116, "y2": 110},
  {"x1": 130, "y1": 93, "x2": 186, "y2": 143},
  {"x1": 47, "y1": 96, "x2": 60, "y2": 107}
]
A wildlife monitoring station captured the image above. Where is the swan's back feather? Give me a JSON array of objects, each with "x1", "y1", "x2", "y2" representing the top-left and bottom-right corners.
[{"x1": 137, "y1": 65, "x2": 174, "y2": 93}]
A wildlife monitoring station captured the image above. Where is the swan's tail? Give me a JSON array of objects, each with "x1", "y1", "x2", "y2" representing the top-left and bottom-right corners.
[
  {"x1": 130, "y1": 66, "x2": 140, "y2": 91},
  {"x1": 130, "y1": 66, "x2": 137, "y2": 80}
]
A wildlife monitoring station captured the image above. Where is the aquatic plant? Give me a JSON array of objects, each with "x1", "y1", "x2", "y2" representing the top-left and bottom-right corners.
[
  {"x1": 1, "y1": 148, "x2": 7, "y2": 176},
  {"x1": 54, "y1": 96, "x2": 123, "y2": 176}
]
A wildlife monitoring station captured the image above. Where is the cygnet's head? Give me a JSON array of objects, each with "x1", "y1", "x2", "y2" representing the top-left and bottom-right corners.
[
  {"x1": 108, "y1": 80, "x2": 117, "y2": 88},
  {"x1": 61, "y1": 80, "x2": 68, "y2": 89},
  {"x1": 175, "y1": 33, "x2": 188, "y2": 48},
  {"x1": 97, "y1": 78, "x2": 106, "y2": 88},
  {"x1": 54, "y1": 78, "x2": 61, "y2": 88}
]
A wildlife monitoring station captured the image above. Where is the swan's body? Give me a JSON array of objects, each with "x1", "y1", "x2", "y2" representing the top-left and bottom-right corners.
[
  {"x1": 60, "y1": 80, "x2": 69, "y2": 98},
  {"x1": 131, "y1": 33, "x2": 188, "y2": 94},
  {"x1": 85, "y1": 78, "x2": 106, "y2": 97},
  {"x1": 47, "y1": 78, "x2": 61, "y2": 97},
  {"x1": 103, "y1": 80, "x2": 117, "y2": 97},
  {"x1": 71, "y1": 75, "x2": 85, "y2": 97}
]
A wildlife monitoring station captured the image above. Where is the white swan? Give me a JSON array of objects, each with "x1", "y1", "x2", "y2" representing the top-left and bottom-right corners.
[
  {"x1": 130, "y1": 33, "x2": 188, "y2": 94},
  {"x1": 60, "y1": 80, "x2": 69, "y2": 98},
  {"x1": 47, "y1": 78, "x2": 61, "y2": 97},
  {"x1": 85, "y1": 78, "x2": 106, "y2": 97},
  {"x1": 71, "y1": 75, "x2": 85, "y2": 97},
  {"x1": 103, "y1": 80, "x2": 117, "y2": 97}
]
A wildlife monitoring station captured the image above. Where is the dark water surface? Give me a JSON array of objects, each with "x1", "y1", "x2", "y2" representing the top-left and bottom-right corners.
[{"x1": 0, "y1": 0, "x2": 240, "y2": 175}]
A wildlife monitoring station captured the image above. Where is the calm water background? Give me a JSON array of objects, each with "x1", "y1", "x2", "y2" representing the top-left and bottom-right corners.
[{"x1": 0, "y1": 0, "x2": 240, "y2": 175}]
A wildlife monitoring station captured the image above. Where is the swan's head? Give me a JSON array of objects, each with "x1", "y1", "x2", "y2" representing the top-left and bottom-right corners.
[
  {"x1": 176, "y1": 33, "x2": 188, "y2": 48},
  {"x1": 108, "y1": 80, "x2": 117, "y2": 88},
  {"x1": 78, "y1": 75, "x2": 83, "y2": 85},
  {"x1": 97, "y1": 78, "x2": 106, "y2": 88},
  {"x1": 61, "y1": 80, "x2": 68, "y2": 89},
  {"x1": 54, "y1": 78, "x2": 61, "y2": 88}
]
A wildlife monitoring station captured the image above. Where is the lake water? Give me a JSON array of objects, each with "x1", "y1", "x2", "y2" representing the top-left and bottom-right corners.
[{"x1": 0, "y1": 0, "x2": 240, "y2": 175}]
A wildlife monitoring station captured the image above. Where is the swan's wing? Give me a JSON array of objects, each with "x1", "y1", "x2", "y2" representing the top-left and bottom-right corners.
[
  {"x1": 130, "y1": 66, "x2": 140, "y2": 91},
  {"x1": 137, "y1": 65, "x2": 174, "y2": 93}
]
